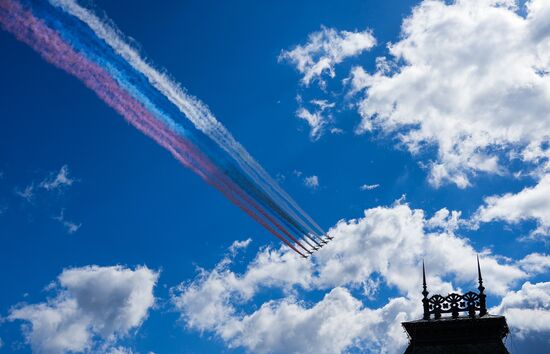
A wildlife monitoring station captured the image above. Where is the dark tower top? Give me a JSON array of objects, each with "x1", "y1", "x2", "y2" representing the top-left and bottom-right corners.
[{"x1": 402, "y1": 258, "x2": 509, "y2": 353}]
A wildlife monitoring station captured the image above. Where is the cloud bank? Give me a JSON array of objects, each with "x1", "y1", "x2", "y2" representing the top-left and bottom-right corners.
[
  {"x1": 172, "y1": 203, "x2": 548, "y2": 353},
  {"x1": 474, "y1": 174, "x2": 550, "y2": 237},
  {"x1": 351, "y1": 0, "x2": 550, "y2": 188},
  {"x1": 9, "y1": 265, "x2": 158, "y2": 354}
]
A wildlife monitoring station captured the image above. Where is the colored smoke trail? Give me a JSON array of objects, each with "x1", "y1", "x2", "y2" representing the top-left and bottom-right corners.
[
  {"x1": 50, "y1": 0, "x2": 327, "y2": 238},
  {"x1": 0, "y1": 0, "x2": 330, "y2": 256}
]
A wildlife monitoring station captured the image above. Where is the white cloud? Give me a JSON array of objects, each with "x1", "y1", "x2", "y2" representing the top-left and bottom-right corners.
[
  {"x1": 304, "y1": 175, "x2": 320, "y2": 189},
  {"x1": 359, "y1": 183, "x2": 379, "y2": 191},
  {"x1": 493, "y1": 282, "x2": 550, "y2": 338},
  {"x1": 280, "y1": 26, "x2": 376, "y2": 87},
  {"x1": 53, "y1": 209, "x2": 81, "y2": 234},
  {"x1": 40, "y1": 165, "x2": 74, "y2": 191},
  {"x1": 351, "y1": 0, "x2": 550, "y2": 188},
  {"x1": 518, "y1": 253, "x2": 550, "y2": 274},
  {"x1": 222, "y1": 287, "x2": 416, "y2": 354},
  {"x1": 228, "y1": 238, "x2": 252, "y2": 255},
  {"x1": 64, "y1": 221, "x2": 80, "y2": 234},
  {"x1": 314, "y1": 203, "x2": 522, "y2": 295},
  {"x1": 474, "y1": 174, "x2": 550, "y2": 236},
  {"x1": 15, "y1": 184, "x2": 35, "y2": 202},
  {"x1": 172, "y1": 246, "x2": 313, "y2": 326},
  {"x1": 173, "y1": 251, "x2": 415, "y2": 353},
  {"x1": 12, "y1": 166, "x2": 80, "y2": 232},
  {"x1": 295, "y1": 99, "x2": 336, "y2": 140},
  {"x1": 296, "y1": 107, "x2": 327, "y2": 140},
  {"x1": 14, "y1": 165, "x2": 75, "y2": 204},
  {"x1": 9, "y1": 265, "x2": 158, "y2": 354},
  {"x1": 172, "y1": 202, "x2": 542, "y2": 353},
  {"x1": 106, "y1": 347, "x2": 134, "y2": 354},
  {"x1": 346, "y1": 66, "x2": 373, "y2": 95},
  {"x1": 426, "y1": 208, "x2": 461, "y2": 232},
  {"x1": 311, "y1": 99, "x2": 336, "y2": 111}
]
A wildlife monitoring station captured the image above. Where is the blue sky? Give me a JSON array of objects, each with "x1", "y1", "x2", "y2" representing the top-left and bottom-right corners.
[{"x1": 1, "y1": 0, "x2": 550, "y2": 353}]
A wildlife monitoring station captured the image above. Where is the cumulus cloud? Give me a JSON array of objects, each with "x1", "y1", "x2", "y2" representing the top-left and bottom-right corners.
[
  {"x1": 280, "y1": 26, "x2": 376, "y2": 87},
  {"x1": 493, "y1": 282, "x2": 550, "y2": 338},
  {"x1": 172, "y1": 251, "x2": 414, "y2": 353},
  {"x1": 474, "y1": 174, "x2": 550, "y2": 236},
  {"x1": 9, "y1": 265, "x2": 158, "y2": 354},
  {"x1": 304, "y1": 175, "x2": 320, "y2": 189},
  {"x1": 426, "y1": 208, "x2": 462, "y2": 232},
  {"x1": 222, "y1": 287, "x2": 416, "y2": 354},
  {"x1": 172, "y1": 202, "x2": 542, "y2": 353},
  {"x1": 350, "y1": 0, "x2": 550, "y2": 188},
  {"x1": 172, "y1": 245, "x2": 313, "y2": 328},
  {"x1": 518, "y1": 253, "x2": 550, "y2": 274},
  {"x1": 314, "y1": 203, "x2": 522, "y2": 295}
]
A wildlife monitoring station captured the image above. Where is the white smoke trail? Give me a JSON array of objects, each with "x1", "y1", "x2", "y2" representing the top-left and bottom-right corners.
[{"x1": 50, "y1": 0, "x2": 326, "y2": 237}]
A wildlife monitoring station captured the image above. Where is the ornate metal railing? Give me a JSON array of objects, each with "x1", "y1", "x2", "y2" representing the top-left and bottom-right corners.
[
  {"x1": 421, "y1": 257, "x2": 487, "y2": 320},
  {"x1": 423, "y1": 291, "x2": 486, "y2": 319}
]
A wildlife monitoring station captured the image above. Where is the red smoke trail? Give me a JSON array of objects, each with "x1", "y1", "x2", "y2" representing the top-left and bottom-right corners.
[
  {"x1": 0, "y1": 0, "x2": 309, "y2": 256},
  {"x1": 158, "y1": 132, "x2": 308, "y2": 257},
  {"x1": 208, "y1": 167, "x2": 312, "y2": 254},
  {"x1": 139, "y1": 124, "x2": 310, "y2": 256},
  {"x1": 145, "y1": 120, "x2": 311, "y2": 255},
  {"x1": 54, "y1": 0, "x2": 326, "y2": 244}
]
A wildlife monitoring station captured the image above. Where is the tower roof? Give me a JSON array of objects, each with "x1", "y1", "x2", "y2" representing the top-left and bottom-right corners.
[{"x1": 402, "y1": 257, "x2": 509, "y2": 353}]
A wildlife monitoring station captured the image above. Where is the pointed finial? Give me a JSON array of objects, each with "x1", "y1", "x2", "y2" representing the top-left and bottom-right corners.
[
  {"x1": 422, "y1": 260, "x2": 430, "y2": 320},
  {"x1": 422, "y1": 260, "x2": 427, "y2": 290},
  {"x1": 477, "y1": 254, "x2": 484, "y2": 289},
  {"x1": 477, "y1": 255, "x2": 487, "y2": 316}
]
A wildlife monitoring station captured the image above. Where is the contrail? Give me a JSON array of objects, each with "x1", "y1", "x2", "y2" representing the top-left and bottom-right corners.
[
  {"x1": 0, "y1": 0, "x2": 331, "y2": 255},
  {"x1": 57, "y1": 0, "x2": 328, "y2": 239},
  {"x1": 49, "y1": 0, "x2": 328, "y2": 238}
]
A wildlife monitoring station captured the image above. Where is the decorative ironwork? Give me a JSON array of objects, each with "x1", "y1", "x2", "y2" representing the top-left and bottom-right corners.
[{"x1": 422, "y1": 257, "x2": 487, "y2": 320}]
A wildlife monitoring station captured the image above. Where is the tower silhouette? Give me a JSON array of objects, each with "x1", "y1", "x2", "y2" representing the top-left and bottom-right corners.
[{"x1": 402, "y1": 258, "x2": 509, "y2": 353}]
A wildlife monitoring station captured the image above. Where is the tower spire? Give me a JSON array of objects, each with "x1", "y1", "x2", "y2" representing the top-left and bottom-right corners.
[
  {"x1": 477, "y1": 254, "x2": 483, "y2": 287},
  {"x1": 423, "y1": 260, "x2": 427, "y2": 290},
  {"x1": 477, "y1": 255, "x2": 487, "y2": 316},
  {"x1": 422, "y1": 260, "x2": 430, "y2": 320}
]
